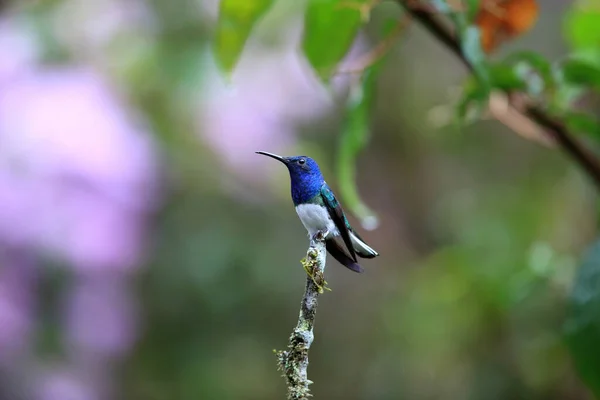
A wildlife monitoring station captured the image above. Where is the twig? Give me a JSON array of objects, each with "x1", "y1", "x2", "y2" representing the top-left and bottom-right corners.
[
  {"x1": 275, "y1": 233, "x2": 328, "y2": 400},
  {"x1": 526, "y1": 106, "x2": 600, "y2": 185},
  {"x1": 397, "y1": 0, "x2": 600, "y2": 190},
  {"x1": 487, "y1": 91, "x2": 554, "y2": 147},
  {"x1": 338, "y1": 0, "x2": 382, "y2": 22}
]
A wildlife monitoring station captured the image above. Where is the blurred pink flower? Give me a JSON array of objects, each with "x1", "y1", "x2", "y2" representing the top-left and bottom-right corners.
[
  {"x1": 0, "y1": 255, "x2": 36, "y2": 358},
  {"x1": 0, "y1": 17, "x2": 161, "y2": 400},
  {"x1": 36, "y1": 367, "x2": 104, "y2": 400},
  {"x1": 199, "y1": 18, "x2": 336, "y2": 183},
  {"x1": 65, "y1": 278, "x2": 138, "y2": 358},
  {"x1": 0, "y1": 67, "x2": 160, "y2": 273},
  {"x1": 52, "y1": 0, "x2": 156, "y2": 56}
]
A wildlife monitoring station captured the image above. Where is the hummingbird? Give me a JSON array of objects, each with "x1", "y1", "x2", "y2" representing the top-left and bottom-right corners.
[{"x1": 256, "y1": 151, "x2": 379, "y2": 273}]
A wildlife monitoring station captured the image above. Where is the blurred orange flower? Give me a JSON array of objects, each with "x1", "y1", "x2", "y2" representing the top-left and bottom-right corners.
[{"x1": 476, "y1": 0, "x2": 539, "y2": 53}]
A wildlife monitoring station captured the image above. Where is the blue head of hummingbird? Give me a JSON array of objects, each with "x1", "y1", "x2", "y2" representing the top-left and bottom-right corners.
[{"x1": 256, "y1": 151, "x2": 379, "y2": 273}]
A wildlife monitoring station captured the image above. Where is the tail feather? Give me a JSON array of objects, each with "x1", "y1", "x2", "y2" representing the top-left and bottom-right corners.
[
  {"x1": 349, "y1": 231, "x2": 379, "y2": 259},
  {"x1": 326, "y1": 240, "x2": 364, "y2": 273}
]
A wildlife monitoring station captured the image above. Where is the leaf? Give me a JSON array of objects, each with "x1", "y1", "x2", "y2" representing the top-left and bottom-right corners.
[
  {"x1": 561, "y1": 58, "x2": 600, "y2": 90},
  {"x1": 475, "y1": 0, "x2": 539, "y2": 53},
  {"x1": 488, "y1": 64, "x2": 527, "y2": 91},
  {"x1": 551, "y1": 50, "x2": 600, "y2": 111},
  {"x1": 336, "y1": 66, "x2": 379, "y2": 229},
  {"x1": 303, "y1": 0, "x2": 364, "y2": 81},
  {"x1": 565, "y1": 238, "x2": 600, "y2": 398},
  {"x1": 513, "y1": 62, "x2": 546, "y2": 97},
  {"x1": 504, "y1": 51, "x2": 554, "y2": 90},
  {"x1": 464, "y1": 0, "x2": 481, "y2": 20},
  {"x1": 431, "y1": 1, "x2": 490, "y2": 87},
  {"x1": 380, "y1": 13, "x2": 402, "y2": 36},
  {"x1": 455, "y1": 77, "x2": 489, "y2": 126},
  {"x1": 564, "y1": 7, "x2": 600, "y2": 50},
  {"x1": 213, "y1": 0, "x2": 275, "y2": 75},
  {"x1": 460, "y1": 26, "x2": 490, "y2": 86}
]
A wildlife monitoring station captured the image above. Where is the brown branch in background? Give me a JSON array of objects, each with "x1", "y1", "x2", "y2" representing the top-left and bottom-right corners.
[
  {"x1": 487, "y1": 92, "x2": 554, "y2": 147},
  {"x1": 396, "y1": 0, "x2": 600, "y2": 190},
  {"x1": 404, "y1": 3, "x2": 465, "y2": 61},
  {"x1": 526, "y1": 106, "x2": 600, "y2": 185}
]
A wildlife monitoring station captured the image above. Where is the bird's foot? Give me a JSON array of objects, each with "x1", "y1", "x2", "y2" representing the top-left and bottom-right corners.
[
  {"x1": 311, "y1": 268, "x2": 331, "y2": 294},
  {"x1": 301, "y1": 249, "x2": 331, "y2": 294},
  {"x1": 312, "y1": 229, "x2": 329, "y2": 243}
]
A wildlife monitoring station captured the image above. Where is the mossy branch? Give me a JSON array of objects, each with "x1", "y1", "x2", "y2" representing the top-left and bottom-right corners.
[{"x1": 275, "y1": 233, "x2": 328, "y2": 400}]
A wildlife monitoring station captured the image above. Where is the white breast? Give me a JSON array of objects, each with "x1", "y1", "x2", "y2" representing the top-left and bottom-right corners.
[{"x1": 295, "y1": 203, "x2": 338, "y2": 237}]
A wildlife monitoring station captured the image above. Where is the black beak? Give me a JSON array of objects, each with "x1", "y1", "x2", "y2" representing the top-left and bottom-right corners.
[{"x1": 255, "y1": 151, "x2": 288, "y2": 164}]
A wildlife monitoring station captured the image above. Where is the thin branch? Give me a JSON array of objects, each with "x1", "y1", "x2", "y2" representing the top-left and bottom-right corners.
[
  {"x1": 338, "y1": 0, "x2": 382, "y2": 22},
  {"x1": 397, "y1": 0, "x2": 600, "y2": 189},
  {"x1": 403, "y1": 3, "x2": 466, "y2": 64},
  {"x1": 526, "y1": 106, "x2": 600, "y2": 185},
  {"x1": 276, "y1": 234, "x2": 328, "y2": 400},
  {"x1": 487, "y1": 91, "x2": 554, "y2": 147}
]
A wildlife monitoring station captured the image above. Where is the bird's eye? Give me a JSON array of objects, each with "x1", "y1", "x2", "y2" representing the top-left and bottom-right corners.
[{"x1": 298, "y1": 158, "x2": 306, "y2": 165}]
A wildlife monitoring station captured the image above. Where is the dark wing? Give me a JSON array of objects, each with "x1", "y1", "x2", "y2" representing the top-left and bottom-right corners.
[
  {"x1": 326, "y1": 240, "x2": 363, "y2": 273},
  {"x1": 320, "y1": 184, "x2": 357, "y2": 262}
]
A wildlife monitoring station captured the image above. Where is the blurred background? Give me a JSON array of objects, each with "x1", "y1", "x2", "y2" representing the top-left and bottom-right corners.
[{"x1": 0, "y1": 0, "x2": 597, "y2": 399}]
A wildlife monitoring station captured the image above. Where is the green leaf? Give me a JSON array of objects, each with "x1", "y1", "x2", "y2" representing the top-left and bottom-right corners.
[
  {"x1": 380, "y1": 15, "x2": 400, "y2": 36},
  {"x1": 464, "y1": 0, "x2": 480, "y2": 20},
  {"x1": 454, "y1": 78, "x2": 489, "y2": 126},
  {"x1": 486, "y1": 52, "x2": 556, "y2": 99},
  {"x1": 550, "y1": 50, "x2": 600, "y2": 111},
  {"x1": 302, "y1": 0, "x2": 364, "y2": 81},
  {"x1": 429, "y1": 1, "x2": 490, "y2": 88},
  {"x1": 565, "y1": 238, "x2": 600, "y2": 398},
  {"x1": 488, "y1": 64, "x2": 527, "y2": 91},
  {"x1": 213, "y1": 0, "x2": 275, "y2": 75},
  {"x1": 460, "y1": 26, "x2": 490, "y2": 86},
  {"x1": 551, "y1": 64, "x2": 584, "y2": 111},
  {"x1": 504, "y1": 51, "x2": 555, "y2": 90},
  {"x1": 336, "y1": 66, "x2": 379, "y2": 229},
  {"x1": 564, "y1": 7, "x2": 600, "y2": 50},
  {"x1": 561, "y1": 58, "x2": 600, "y2": 90}
]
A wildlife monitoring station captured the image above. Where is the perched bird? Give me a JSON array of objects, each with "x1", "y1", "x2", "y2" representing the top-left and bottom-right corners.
[{"x1": 256, "y1": 151, "x2": 379, "y2": 273}]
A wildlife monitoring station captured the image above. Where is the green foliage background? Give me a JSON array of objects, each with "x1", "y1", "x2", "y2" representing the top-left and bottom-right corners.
[{"x1": 214, "y1": 1, "x2": 600, "y2": 396}]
